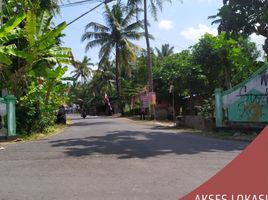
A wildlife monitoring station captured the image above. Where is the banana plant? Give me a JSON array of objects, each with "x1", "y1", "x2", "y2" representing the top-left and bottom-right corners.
[
  {"x1": 24, "y1": 10, "x2": 72, "y2": 71},
  {"x1": 9, "y1": 10, "x2": 72, "y2": 97},
  {"x1": 0, "y1": 12, "x2": 28, "y2": 65},
  {"x1": 21, "y1": 10, "x2": 72, "y2": 103}
]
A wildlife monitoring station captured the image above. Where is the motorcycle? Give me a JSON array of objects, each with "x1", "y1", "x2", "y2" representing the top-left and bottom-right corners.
[
  {"x1": 81, "y1": 110, "x2": 87, "y2": 119},
  {"x1": 56, "y1": 105, "x2": 66, "y2": 124}
]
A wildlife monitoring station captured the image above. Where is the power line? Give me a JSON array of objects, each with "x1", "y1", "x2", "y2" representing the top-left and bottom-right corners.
[
  {"x1": 60, "y1": 0, "x2": 102, "y2": 8},
  {"x1": 67, "y1": 0, "x2": 109, "y2": 26}
]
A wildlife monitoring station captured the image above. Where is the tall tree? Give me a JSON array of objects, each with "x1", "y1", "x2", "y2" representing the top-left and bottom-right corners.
[
  {"x1": 127, "y1": 0, "x2": 173, "y2": 92},
  {"x1": 89, "y1": 60, "x2": 116, "y2": 95},
  {"x1": 210, "y1": 0, "x2": 268, "y2": 55},
  {"x1": 71, "y1": 56, "x2": 93, "y2": 83},
  {"x1": 81, "y1": 1, "x2": 145, "y2": 97},
  {"x1": 155, "y1": 43, "x2": 174, "y2": 58},
  {"x1": 191, "y1": 33, "x2": 260, "y2": 91}
]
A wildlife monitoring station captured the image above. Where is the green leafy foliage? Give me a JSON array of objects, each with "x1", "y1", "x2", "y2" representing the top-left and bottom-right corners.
[
  {"x1": 191, "y1": 33, "x2": 260, "y2": 92},
  {"x1": 17, "y1": 80, "x2": 68, "y2": 134},
  {"x1": 0, "y1": 12, "x2": 26, "y2": 65},
  {"x1": 197, "y1": 98, "x2": 214, "y2": 118},
  {"x1": 210, "y1": 0, "x2": 268, "y2": 55}
]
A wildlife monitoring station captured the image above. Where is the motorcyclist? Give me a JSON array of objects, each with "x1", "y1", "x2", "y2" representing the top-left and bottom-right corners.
[
  {"x1": 81, "y1": 105, "x2": 87, "y2": 118},
  {"x1": 56, "y1": 105, "x2": 66, "y2": 124}
]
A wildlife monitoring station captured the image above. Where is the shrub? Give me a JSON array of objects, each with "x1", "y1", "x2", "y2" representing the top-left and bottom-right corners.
[{"x1": 16, "y1": 82, "x2": 67, "y2": 134}]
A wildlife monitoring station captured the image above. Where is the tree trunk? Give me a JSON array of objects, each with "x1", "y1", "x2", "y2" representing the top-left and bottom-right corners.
[
  {"x1": 45, "y1": 82, "x2": 53, "y2": 105},
  {"x1": 222, "y1": 51, "x2": 232, "y2": 89},
  {"x1": 115, "y1": 44, "x2": 124, "y2": 114},
  {"x1": 224, "y1": 65, "x2": 232, "y2": 89},
  {"x1": 263, "y1": 38, "x2": 268, "y2": 58},
  {"x1": 144, "y1": 0, "x2": 155, "y2": 119},
  {"x1": 144, "y1": 0, "x2": 153, "y2": 91},
  {"x1": 115, "y1": 44, "x2": 120, "y2": 96}
]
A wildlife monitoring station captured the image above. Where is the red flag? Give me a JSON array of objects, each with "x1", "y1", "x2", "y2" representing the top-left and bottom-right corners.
[{"x1": 104, "y1": 93, "x2": 109, "y2": 104}]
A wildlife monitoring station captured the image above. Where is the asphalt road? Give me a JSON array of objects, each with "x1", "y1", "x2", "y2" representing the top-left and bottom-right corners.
[{"x1": 0, "y1": 115, "x2": 248, "y2": 200}]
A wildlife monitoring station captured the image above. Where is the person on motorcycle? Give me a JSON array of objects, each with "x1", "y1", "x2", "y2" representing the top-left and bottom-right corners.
[{"x1": 81, "y1": 105, "x2": 87, "y2": 119}]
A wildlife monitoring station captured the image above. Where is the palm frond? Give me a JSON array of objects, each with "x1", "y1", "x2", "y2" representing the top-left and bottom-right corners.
[
  {"x1": 85, "y1": 22, "x2": 109, "y2": 32},
  {"x1": 124, "y1": 20, "x2": 144, "y2": 32},
  {"x1": 85, "y1": 38, "x2": 111, "y2": 52}
]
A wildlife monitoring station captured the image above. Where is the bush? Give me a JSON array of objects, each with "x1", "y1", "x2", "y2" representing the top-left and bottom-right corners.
[
  {"x1": 17, "y1": 101, "x2": 56, "y2": 134},
  {"x1": 197, "y1": 98, "x2": 214, "y2": 118},
  {"x1": 16, "y1": 82, "x2": 66, "y2": 134}
]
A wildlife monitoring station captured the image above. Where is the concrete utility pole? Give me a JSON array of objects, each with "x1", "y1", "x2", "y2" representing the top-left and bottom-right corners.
[
  {"x1": 172, "y1": 85, "x2": 175, "y2": 126},
  {"x1": 169, "y1": 83, "x2": 175, "y2": 126}
]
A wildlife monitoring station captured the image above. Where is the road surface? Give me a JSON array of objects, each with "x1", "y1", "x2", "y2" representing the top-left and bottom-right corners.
[{"x1": 0, "y1": 115, "x2": 248, "y2": 200}]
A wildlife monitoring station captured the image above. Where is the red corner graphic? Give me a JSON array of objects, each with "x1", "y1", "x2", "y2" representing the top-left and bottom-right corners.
[{"x1": 180, "y1": 126, "x2": 268, "y2": 200}]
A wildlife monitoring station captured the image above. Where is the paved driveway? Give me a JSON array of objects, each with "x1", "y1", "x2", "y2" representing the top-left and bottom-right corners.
[{"x1": 0, "y1": 115, "x2": 247, "y2": 200}]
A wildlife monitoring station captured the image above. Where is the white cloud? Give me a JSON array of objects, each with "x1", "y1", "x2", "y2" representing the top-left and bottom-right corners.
[
  {"x1": 180, "y1": 24, "x2": 217, "y2": 41},
  {"x1": 250, "y1": 33, "x2": 266, "y2": 60},
  {"x1": 158, "y1": 20, "x2": 175, "y2": 30}
]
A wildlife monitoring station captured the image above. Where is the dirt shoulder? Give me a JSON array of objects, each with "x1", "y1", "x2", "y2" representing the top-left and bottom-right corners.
[{"x1": 123, "y1": 116, "x2": 256, "y2": 142}]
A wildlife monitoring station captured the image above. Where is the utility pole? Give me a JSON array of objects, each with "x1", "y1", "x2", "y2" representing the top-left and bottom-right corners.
[
  {"x1": 172, "y1": 85, "x2": 175, "y2": 126},
  {"x1": 169, "y1": 82, "x2": 175, "y2": 126}
]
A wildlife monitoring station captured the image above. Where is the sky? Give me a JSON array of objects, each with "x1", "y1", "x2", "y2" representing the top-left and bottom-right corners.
[{"x1": 54, "y1": 0, "x2": 266, "y2": 75}]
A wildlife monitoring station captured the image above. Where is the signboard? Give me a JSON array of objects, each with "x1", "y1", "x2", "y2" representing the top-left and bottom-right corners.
[
  {"x1": 148, "y1": 92, "x2": 156, "y2": 105},
  {"x1": 141, "y1": 94, "x2": 149, "y2": 108}
]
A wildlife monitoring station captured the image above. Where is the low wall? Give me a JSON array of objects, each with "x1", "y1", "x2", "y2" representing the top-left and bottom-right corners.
[
  {"x1": 176, "y1": 115, "x2": 215, "y2": 131},
  {"x1": 155, "y1": 107, "x2": 168, "y2": 120}
]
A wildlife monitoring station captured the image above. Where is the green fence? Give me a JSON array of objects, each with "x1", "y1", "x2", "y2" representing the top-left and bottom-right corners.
[{"x1": 215, "y1": 64, "x2": 268, "y2": 127}]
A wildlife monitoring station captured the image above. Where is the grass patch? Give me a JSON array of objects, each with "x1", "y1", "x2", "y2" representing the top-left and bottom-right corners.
[
  {"x1": 195, "y1": 130, "x2": 258, "y2": 142},
  {"x1": 18, "y1": 124, "x2": 65, "y2": 141},
  {"x1": 16, "y1": 119, "x2": 71, "y2": 142}
]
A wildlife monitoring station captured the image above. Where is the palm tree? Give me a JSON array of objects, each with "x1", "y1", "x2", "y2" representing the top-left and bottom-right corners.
[
  {"x1": 127, "y1": 0, "x2": 172, "y2": 91},
  {"x1": 127, "y1": 0, "x2": 173, "y2": 119},
  {"x1": 81, "y1": 1, "x2": 145, "y2": 97},
  {"x1": 71, "y1": 56, "x2": 93, "y2": 83},
  {"x1": 155, "y1": 43, "x2": 174, "y2": 59},
  {"x1": 89, "y1": 60, "x2": 116, "y2": 95}
]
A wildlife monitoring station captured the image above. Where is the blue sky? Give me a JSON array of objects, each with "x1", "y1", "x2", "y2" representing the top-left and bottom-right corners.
[{"x1": 54, "y1": 0, "x2": 265, "y2": 74}]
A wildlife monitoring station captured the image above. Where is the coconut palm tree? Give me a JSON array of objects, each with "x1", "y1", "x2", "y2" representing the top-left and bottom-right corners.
[
  {"x1": 127, "y1": 0, "x2": 174, "y2": 119},
  {"x1": 155, "y1": 43, "x2": 174, "y2": 59},
  {"x1": 81, "y1": 1, "x2": 145, "y2": 97},
  {"x1": 127, "y1": 0, "x2": 173, "y2": 91},
  {"x1": 71, "y1": 56, "x2": 93, "y2": 83},
  {"x1": 89, "y1": 61, "x2": 116, "y2": 95}
]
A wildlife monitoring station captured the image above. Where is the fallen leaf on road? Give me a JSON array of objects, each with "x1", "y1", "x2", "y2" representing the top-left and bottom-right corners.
[{"x1": 14, "y1": 138, "x2": 23, "y2": 142}]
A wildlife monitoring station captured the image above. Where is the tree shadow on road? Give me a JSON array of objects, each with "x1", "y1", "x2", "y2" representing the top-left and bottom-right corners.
[
  {"x1": 49, "y1": 130, "x2": 248, "y2": 159},
  {"x1": 68, "y1": 121, "x2": 114, "y2": 127}
]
